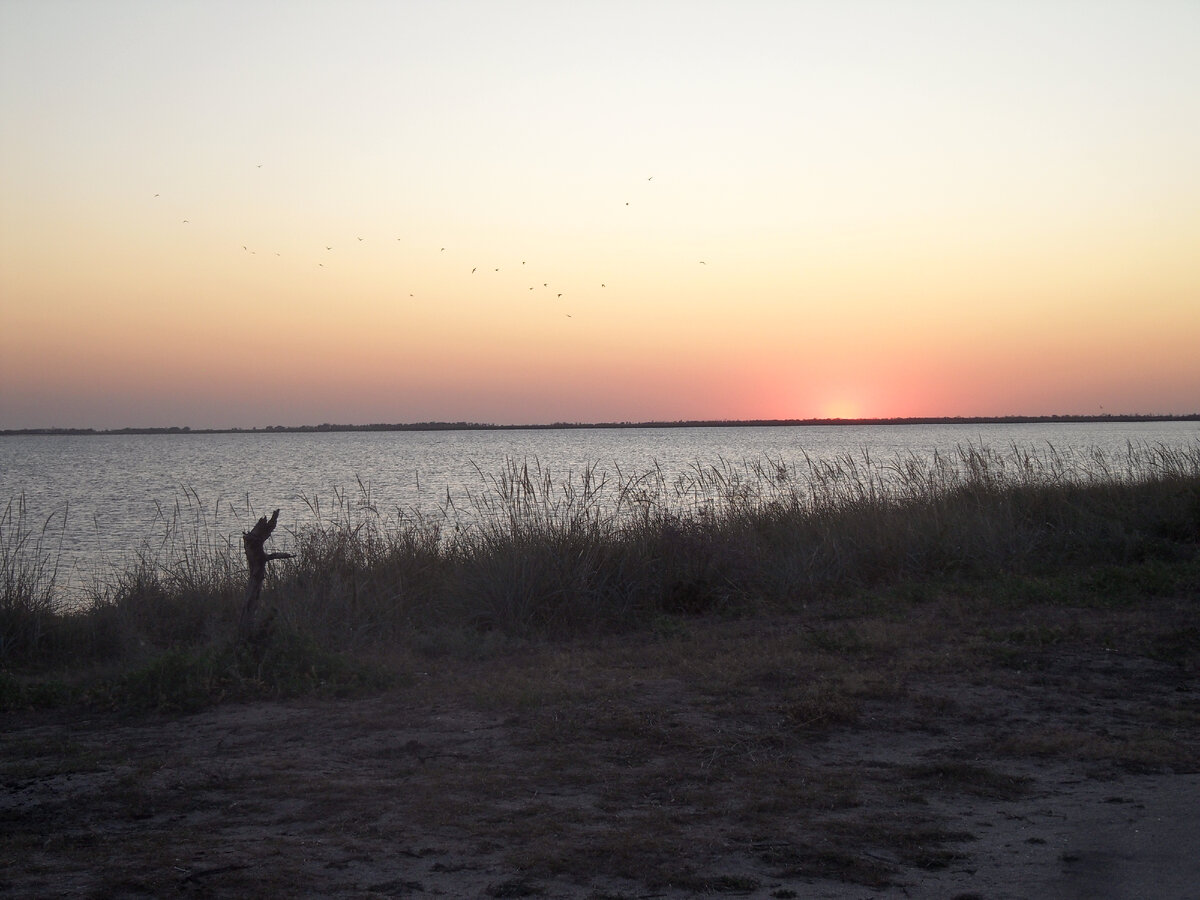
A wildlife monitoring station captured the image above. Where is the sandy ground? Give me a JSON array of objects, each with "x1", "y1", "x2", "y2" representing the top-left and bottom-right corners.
[{"x1": 3, "y1": 616, "x2": 1199, "y2": 899}]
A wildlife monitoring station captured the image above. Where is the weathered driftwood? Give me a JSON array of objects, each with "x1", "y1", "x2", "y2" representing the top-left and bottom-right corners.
[{"x1": 239, "y1": 509, "x2": 295, "y2": 640}]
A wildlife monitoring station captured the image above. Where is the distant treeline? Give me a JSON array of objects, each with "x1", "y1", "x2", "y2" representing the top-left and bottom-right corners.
[{"x1": 3, "y1": 414, "x2": 1198, "y2": 437}]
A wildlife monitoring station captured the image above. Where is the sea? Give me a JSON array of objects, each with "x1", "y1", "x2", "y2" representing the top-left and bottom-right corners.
[{"x1": 3, "y1": 420, "x2": 1198, "y2": 595}]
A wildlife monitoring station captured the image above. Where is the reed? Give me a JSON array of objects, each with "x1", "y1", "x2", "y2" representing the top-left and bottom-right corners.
[
  {"x1": 1, "y1": 497, "x2": 67, "y2": 661},
  {"x1": 3, "y1": 441, "x2": 1199, "y2": 709}
]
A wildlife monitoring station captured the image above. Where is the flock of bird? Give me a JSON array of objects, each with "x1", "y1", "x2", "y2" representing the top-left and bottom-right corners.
[{"x1": 157, "y1": 168, "x2": 708, "y2": 318}]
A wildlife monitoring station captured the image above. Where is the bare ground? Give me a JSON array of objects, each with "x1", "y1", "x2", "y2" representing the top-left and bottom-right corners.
[{"x1": 3, "y1": 588, "x2": 1199, "y2": 899}]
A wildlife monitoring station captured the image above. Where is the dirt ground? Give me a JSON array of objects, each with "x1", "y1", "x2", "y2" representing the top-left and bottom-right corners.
[{"x1": 3, "y1": 601, "x2": 1199, "y2": 899}]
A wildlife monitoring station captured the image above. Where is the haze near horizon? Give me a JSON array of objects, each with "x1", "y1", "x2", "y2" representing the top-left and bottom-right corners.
[{"x1": 2, "y1": 1, "x2": 1198, "y2": 430}]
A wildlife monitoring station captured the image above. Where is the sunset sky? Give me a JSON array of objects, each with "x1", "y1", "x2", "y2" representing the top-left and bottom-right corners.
[{"x1": 2, "y1": 1, "x2": 1198, "y2": 429}]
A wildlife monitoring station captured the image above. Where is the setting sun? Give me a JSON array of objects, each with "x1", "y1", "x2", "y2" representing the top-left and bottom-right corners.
[{"x1": 818, "y1": 398, "x2": 865, "y2": 421}]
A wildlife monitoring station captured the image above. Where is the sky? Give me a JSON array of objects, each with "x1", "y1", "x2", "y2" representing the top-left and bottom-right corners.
[{"x1": 1, "y1": 0, "x2": 1198, "y2": 429}]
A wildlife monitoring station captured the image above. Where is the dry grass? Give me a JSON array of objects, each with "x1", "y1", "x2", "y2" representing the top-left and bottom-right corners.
[
  {"x1": 5, "y1": 567, "x2": 1196, "y2": 896},
  {"x1": 2, "y1": 440, "x2": 1199, "y2": 713}
]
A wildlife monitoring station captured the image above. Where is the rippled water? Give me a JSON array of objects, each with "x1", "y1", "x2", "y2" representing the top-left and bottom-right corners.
[{"x1": 3, "y1": 421, "x2": 1198, "y2": 591}]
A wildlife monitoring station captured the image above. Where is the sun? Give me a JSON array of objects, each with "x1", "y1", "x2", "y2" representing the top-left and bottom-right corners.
[{"x1": 819, "y1": 397, "x2": 863, "y2": 420}]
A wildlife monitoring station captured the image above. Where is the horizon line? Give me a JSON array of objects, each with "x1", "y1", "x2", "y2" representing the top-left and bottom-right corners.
[{"x1": 4, "y1": 412, "x2": 1199, "y2": 436}]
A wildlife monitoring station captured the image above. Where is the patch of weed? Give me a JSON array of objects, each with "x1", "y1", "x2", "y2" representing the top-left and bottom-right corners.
[
  {"x1": 754, "y1": 839, "x2": 894, "y2": 888},
  {"x1": 85, "y1": 629, "x2": 392, "y2": 713},
  {"x1": 0, "y1": 669, "x2": 71, "y2": 711},
  {"x1": 901, "y1": 762, "x2": 1031, "y2": 801}
]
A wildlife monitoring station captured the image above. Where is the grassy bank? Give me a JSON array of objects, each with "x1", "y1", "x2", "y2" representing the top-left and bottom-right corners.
[{"x1": 3, "y1": 442, "x2": 1199, "y2": 711}]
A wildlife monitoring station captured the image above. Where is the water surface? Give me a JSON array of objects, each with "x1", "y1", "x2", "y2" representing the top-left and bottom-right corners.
[{"x1": 4, "y1": 421, "x2": 1197, "y2": 591}]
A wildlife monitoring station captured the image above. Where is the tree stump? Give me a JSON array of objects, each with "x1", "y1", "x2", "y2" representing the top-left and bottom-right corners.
[{"x1": 239, "y1": 509, "x2": 295, "y2": 641}]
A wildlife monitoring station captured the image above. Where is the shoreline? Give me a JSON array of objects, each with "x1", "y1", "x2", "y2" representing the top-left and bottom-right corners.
[
  {"x1": 5, "y1": 446, "x2": 1198, "y2": 895},
  {"x1": 4, "y1": 412, "x2": 1199, "y2": 437}
]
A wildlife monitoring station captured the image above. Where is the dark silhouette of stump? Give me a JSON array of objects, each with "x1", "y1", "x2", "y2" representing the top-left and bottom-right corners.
[{"x1": 239, "y1": 509, "x2": 295, "y2": 641}]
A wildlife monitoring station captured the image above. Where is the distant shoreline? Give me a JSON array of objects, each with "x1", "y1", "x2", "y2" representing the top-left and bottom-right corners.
[{"x1": 3, "y1": 413, "x2": 1198, "y2": 436}]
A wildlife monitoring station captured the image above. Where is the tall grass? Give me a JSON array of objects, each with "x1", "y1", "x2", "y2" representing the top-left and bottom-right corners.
[
  {"x1": 3, "y1": 441, "x2": 1199, "y2": 701},
  {"x1": 1, "y1": 497, "x2": 67, "y2": 661}
]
